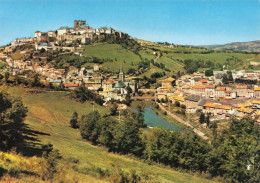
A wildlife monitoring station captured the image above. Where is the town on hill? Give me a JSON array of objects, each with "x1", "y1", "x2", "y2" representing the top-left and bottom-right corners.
[
  {"x1": 1, "y1": 20, "x2": 260, "y2": 124},
  {"x1": 0, "y1": 19, "x2": 259, "y2": 183}
]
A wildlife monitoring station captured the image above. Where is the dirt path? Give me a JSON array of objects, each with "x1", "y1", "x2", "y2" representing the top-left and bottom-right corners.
[{"x1": 157, "y1": 103, "x2": 209, "y2": 140}]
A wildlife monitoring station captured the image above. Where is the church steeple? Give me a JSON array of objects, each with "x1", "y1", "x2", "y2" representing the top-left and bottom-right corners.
[{"x1": 119, "y1": 63, "x2": 124, "y2": 81}]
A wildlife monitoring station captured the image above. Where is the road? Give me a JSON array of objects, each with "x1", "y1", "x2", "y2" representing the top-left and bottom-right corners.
[{"x1": 157, "y1": 103, "x2": 209, "y2": 140}]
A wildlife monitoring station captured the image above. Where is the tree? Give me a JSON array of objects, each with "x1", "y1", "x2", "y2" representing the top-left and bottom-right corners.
[
  {"x1": 208, "y1": 117, "x2": 259, "y2": 182},
  {"x1": 125, "y1": 93, "x2": 131, "y2": 106},
  {"x1": 70, "y1": 111, "x2": 79, "y2": 128},
  {"x1": 199, "y1": 113, "x2": 205, "y2": 124},
  {"x1": 0, "y1": 73, "x2": 4, "y2": 82},
  {"x1": 175, "y1": 101, "x2": 180, "y2": 107},
  {"x1": 177, "y1": 70, "x2": 181, "y2": 78},
  {"x1": 48, "y1": 82, "x2": 54, "y2": 89},
  {"x1": 205, "y1": 115, "x2": 210, "y2": 127},
  {"x1": 205, "y1": 69, "x2": 213, "y2": 77},
  {"x1": 80, "y1": 111, "x2": 101, "y2": 142},
  {"x1": 135, "y1": 105, "x2": 145, "y2": 128},
  {"x1": 113, "y1": 119, "x2": 144, "y2": 156},
  {"x1": 32, "y1": 73, "x2": 41, "y2": 87},
  {"x1": 222, "y1": 74, "x2": 229, "y2": 84},
  {"x1": 0, "y1": 91, "x2": 28, "y2": 150},
  {"x1": 58, "y1": 82, "x2": 65, "y2": 91},
  {"x1": 4, "y1": 72, "x2": 9, "y2": 83},
  {"x1": 110, "y1": 104, "x2": 118, "y2": 116},
  {"x1": 227, "y1": 70, "x2": 233, "y2": 82}
]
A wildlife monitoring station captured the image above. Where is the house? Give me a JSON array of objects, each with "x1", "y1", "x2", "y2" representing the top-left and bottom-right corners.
[
  {"x1": 169, "y1": 96, "x2": 185, "y2": 105},
  {"x1": 254, "y1": 87, "x2": 260, "y2": 98},
  {"x1": 203, "y1": 102, "x2": 232, "y2": 116},
  {"x1": 236, "y1": 85, "x2": 248, "y2": 98},
  {"x1": 116, "y1": 103, "x2": 127, "y2": 110},
  {"x1": 184, "y1": 94, "x2": 203, "y2": 113},
  {"x1": 48, "y1": 31, "x2": 56, "y2": 38},
  {"x1": 57, "y1": 26, "x2": 69, "y2": 36},
  {"x1": 193, "y1": 85, "x2": 206, "y2": 96},
  {"x1": 35, "y1": 42, "x2": 52, "y2": 51},
  {"x1": 251, "y1": 100, "x2": 260, "y2": 109},
  {"x1": 205, "y1": 85, "x2": 215, "y2": 99},
  {"x1": 161, "y1": 78, "x2": 175, "y2": 88},
  {"x1": 215, "y1": 87, "x2": 225, "y2": 98},
  {"x1": 103, "y1": 80, "x2": 114, "y2": 92},
  {"x1": 65, "y1": 83, "x2": 78, "y2": 90},
  {"x1": 246, "y1": 89, "x2": 254, "y2": 98},
  {"x1": 182, "y1": 86, "x2": 193, "y2": 94},
  {"x1": 199, "y1": 79, "x2": 208, "y2": 85},
  {"x1": 193, "y1": 77, "x2": 201, "y2": 86},
  {"x1": 225, "y1": 87, "x2": 233, "y2": 99},
  {"x1": 85, "y1": 81, "x2": 101, "y2": 90},
  {"x1": 237, "y1": 108, "x2": 254, "y2": 115},
  {"x1": 93, "y1": 64, "x2": 99, "y2": 71},
  {"x1": 114, "y1": 80, "x2": 126, "y2": 95}
]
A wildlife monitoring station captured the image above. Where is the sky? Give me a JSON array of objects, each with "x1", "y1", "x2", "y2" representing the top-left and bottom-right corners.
[{"x1": 0, "y1": 0, "x2": 259, "y2": 46}]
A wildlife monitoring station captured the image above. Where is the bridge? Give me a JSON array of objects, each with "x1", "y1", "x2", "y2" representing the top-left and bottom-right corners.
[{"x1": 131, "y1": 96, "x2": 155, "y2": 101}]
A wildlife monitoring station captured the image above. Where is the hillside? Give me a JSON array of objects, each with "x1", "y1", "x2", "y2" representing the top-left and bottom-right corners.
[
  {"x1": 82, "y1": 42, "x2": 260, "y2": 77},
  {"x1": 201, "y1": 40, "x2": 260, "y2": 52},
  {"x1": 0, "y1": 86, "x2": 216, "y2": 183}
]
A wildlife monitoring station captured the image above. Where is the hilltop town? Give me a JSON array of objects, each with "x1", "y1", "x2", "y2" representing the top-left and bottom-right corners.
[
  {"x1": 0, "y1": 15, "x2": 260, "y2": 183},
  {"x1": 0, "y1": 20, "x2": 260, "y2": 131}
]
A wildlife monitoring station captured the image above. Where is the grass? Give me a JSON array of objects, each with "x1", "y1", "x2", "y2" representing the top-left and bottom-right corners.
[
  {"x1": 2, "y1": 86, "x2": 216, "y2": 183},
  {"x1": 0, "y1": 61, "x2": 5, "y2": 68},
  {"x1": 11, "y1": 52, "x2": 23, "y2": 60},
  {"x1": 80, "y1": 42, "x2": 259, "y2": 79},
  {"x1": 147, "y1": 45, "x2": 259, "y2": 70},
  {"x1": 83, "y1": 43, "x2": 141, "y2": 73}
]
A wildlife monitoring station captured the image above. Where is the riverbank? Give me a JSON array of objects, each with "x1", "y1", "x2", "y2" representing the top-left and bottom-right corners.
[
  {"x1": 156, "y1": 102, "x2": 209, "y2": 140},
  {"x1": 131, "y1": 101, "x2": 187, "y2": 131}
]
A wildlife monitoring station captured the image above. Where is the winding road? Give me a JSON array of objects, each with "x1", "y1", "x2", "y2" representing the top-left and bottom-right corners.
[{"x1": 157, "y1": 103, "x2": 209, "y2": 140}]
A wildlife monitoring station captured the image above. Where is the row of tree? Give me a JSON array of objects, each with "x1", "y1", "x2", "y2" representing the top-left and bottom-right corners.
[{"x1": 73, "y1": 105, "x2": 259, "y2": 182}]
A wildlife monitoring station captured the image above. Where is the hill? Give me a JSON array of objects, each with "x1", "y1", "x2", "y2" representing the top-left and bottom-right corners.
[
  {"x1": 81, "y1": 42, "x2": 259, "y2": 78},
  {"x1": 0, "y1": 86, "x2": 216, "y2": 183},
  {"x1": 201, "y1": 40, "x2": 260, "y2": 52}
]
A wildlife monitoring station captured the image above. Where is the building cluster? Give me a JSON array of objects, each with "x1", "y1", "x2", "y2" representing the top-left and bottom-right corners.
[
  {"x1": 156, "y1": 70, "x2": 260, "y2": 122},
  {"x1": 3, "y1": 49, "x2": 138, "y2": 102},
  {"x1": 1, "y1": 20, "x2": 138, "y2": 103},
  {"x1": 3, "y1": 20, "x2": 125, "y2": 53},
  {"x1": 34, "y1": 20, "x2": 125, "y2": 50}
]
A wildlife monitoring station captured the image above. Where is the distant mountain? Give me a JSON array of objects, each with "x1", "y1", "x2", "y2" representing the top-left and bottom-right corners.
[{"x1": 201, "y1": 40, "x2": 260, "y2": 52}]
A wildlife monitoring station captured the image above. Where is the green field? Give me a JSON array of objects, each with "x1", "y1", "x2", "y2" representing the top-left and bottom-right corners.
[
  {"x1": 0, "y1": 61, "x2": 5, "y2": 68},
  {"x1": 83, "y1": 43, "x2": 141, "y2": 73},
  {"x1": 3, "y1": 86, "x2": 215, "y2": 183},
  {"x1": 147, "y1": 45, "x2": 260, "y2": 70},
  {"x1": 81, "y1": 43, "x2": 259, "y2": 79},
  {"x1": 11, "y1": 51, "x2": 24, "y2": 60}
]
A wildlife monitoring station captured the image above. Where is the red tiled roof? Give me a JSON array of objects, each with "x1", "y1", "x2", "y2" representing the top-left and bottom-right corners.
[
  {"x1": 104, "y1": 80, "x2": 114, "y2": 84},
  {"x1": 216, "y1": 87, "x2": 225, "y2": 91},
  {"x1": 206, "y1": 85, "x2": 215, "y2": 89},
  {"x1": 194, "y1": 85, "x2": 206, "y2": 89},
  {"x1": 65, "y1": 84, "x2": 78, "y2": 87},
  {"x1": 200, "y1": 79, "x2": 208, "y2": 83}
]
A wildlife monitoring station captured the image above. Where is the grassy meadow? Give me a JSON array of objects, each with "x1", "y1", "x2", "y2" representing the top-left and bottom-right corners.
[
  {"x1": 81, "y1": 42, "x2": 259, "y2": 79},
  {"x1": 83, "y1": 43, "x2": 141, "y2": 73},
  {"x1": 1, "y1": 86, "x2": 216, "y2": 183}
]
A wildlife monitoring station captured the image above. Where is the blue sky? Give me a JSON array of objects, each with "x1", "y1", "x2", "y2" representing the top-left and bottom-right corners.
[{"x1": 0, "y1": 0, "x2": 259, "y2": 46}]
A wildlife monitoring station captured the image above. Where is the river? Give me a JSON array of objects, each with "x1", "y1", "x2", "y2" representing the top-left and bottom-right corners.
[{"x1": 143, "y1": 106, "x2": 183, "y2": 131}]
